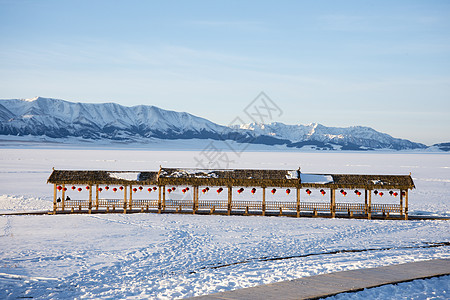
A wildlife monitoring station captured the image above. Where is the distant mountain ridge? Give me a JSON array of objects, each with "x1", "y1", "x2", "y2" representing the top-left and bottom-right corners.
[{"x1": 0, "y1": 97, "x2": 429, "y2": 151}]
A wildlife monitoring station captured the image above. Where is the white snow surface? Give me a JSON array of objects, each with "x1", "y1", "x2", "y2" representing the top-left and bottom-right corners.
[
  {"x1": 0, "y1": 149, "x2": 449, "y2": 299},
  {"x1": 108, "y1": 172, "x2": 141, "y2": 181},
  {"x1": 300, "y1": 173, "x2": 334, "y2": 184}
]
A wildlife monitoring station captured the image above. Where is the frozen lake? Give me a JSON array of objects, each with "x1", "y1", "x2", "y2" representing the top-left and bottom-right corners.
[{"x1": 0, "y1": 148, "x2": 449, "y2": 299}]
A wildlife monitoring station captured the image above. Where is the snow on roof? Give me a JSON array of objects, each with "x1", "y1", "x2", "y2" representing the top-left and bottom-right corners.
[
  {"x1": 285, "y1": 170, "x2": 299, "y2": 179},
  {"x1": 108, "y1": 172, "x2": 141, "y2": 181},
  {"x1": 300, "y1": 174, "x2": 334, "y2": 184}
]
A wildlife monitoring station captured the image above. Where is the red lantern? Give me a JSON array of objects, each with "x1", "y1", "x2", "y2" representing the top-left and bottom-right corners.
[
  {"x1": 153, "y1": 187, "x2": 157, "y2": 191},
  {"x1": 306, "y1": 189, "x2": 311, "y2": 195},
  {"x1": 133, "y1": 188, "x2": 138, "y2": 192},
  {"x1": 217, "y1": 187, "x2": 223, "y2": 194},
  {"x1": 120, "y1": 186, "x2": 124, "y2": 191},
  {"x1": 98, "y1": 187, "x2": 103, "y2": 192},
  {"x1": 63, "y1": 187, "x2": 67, "y2": 191},
  {"x1": 185, "y1": 187, "x2": 189, "y2": 191},
  {"x1": 393, "y1": 192, "x2": 398, "y2": 197},
  {"x1": 105, "y1": 186, "x2": 109, "y2": 190},
  {"x1": 71, "y1": 186, "x2": 76, "y2": 190},
  {"x1": 238, "y1": 188, "x2": 244, "y2": 194},
  {"x1": 343, "y1": 191, "x2": 347, "y2": 196},
  {"x1": 286, "y1": 188, "x2": 291, "y2": 195},
  {"x1": 202, "y1": 188, "x2": 207, "y2": 194},
  {"x1": 139, "y1": 186, "x2": 143, "y2": 191},
  {"x1": 167, "y1": 188, "x2": 171, "y2": 193},
  {"x1": 57, "y1": 186, "x2": 62, "y2": 191},
  {"x1": 340, "y1": 189, "x2": 345, "y2": 194},
  {"x1": 172, "y1": 187, "x2": 176, "y2": 191},
  {"x1": 77, "y1": 187, "x2": 82, "y2": 192},
  {"x1": 320, "y1": 189, "x2": 326, "y2": 196},
  {"x1": 379, "y1": 192, "x2": 384, "y2": 197},
  {"x1": 251, "y1": 188, "x2": 256, "y2": 194},
  {"x1": 86, "y1": 186, "x2": 90, "y2": 190},
  {"x1": 148, "y1": 188, "x2": 152, "y2": 192},
  {"x1": 271, "y1": 188, "x2": 276, "y2": 194},
  {"x1": 357, "y1": 192, "x2": 361, "y2": 196},
  {"x1": 113, "y1": 187, "x2": 117, "y2": 192}
]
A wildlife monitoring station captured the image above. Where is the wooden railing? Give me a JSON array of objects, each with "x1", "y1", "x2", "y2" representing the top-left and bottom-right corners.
[
  {"x1": 198, "y1": 200, "x2": 228, "y2": 209},
  {"x1": 230, "y1": 201, "x2": 262, "y2": 210},
  {"x1": 57, "y1": 199, "x2": 403, "y2": 215},
  {"x1": 131, "y1": 199, "x2": 159, "y2": 208},
  {"x1": 371, "y1": 203, "x2": 401, "y2": 213},
  {"x1": 335, "y1": 203, "x2": 366, "y2": 213}
]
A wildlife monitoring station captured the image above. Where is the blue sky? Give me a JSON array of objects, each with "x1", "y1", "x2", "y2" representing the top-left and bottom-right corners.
[{"x1": 0, "y1": 0, "x2": 449, "y2": 145}]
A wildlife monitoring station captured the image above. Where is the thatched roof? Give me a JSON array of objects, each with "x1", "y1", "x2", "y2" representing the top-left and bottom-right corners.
[
  {"x1": 47, "y1": 168, "x2": 415, "y2": 190},
  {"x1": 301, "y1": 173, "x2": 415, "y2": 189},
  {"x1": 158, "y1": 168, "x2": 300, "y2": 187},
  {"x1": 47, "y1": 170, "x2": 158, "y2": 185}
]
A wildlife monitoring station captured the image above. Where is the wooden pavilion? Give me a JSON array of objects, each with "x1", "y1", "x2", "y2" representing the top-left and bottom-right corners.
[{"x1": 47, "y1": 167, "x2": 415, "y2": 220}]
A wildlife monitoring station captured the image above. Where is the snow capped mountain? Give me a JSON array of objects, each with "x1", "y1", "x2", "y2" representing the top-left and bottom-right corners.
[
  {"x1": 0, "y1": 97, "x2": 429, "y2": 150},
  {"x1": 0, "y1": 97, "x2": 239, "y2": 140},
  {"x1": 238, "y1": 122, "x2": 425, "y2": 150}
]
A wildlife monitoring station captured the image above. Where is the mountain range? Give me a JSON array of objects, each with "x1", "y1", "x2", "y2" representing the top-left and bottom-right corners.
[{"x1": 0, "y1": 97, "x2": 443, "y2": 151}]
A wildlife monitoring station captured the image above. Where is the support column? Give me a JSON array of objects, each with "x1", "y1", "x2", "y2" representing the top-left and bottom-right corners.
[
  {"x1": 123, "y1": 185, "x2": 127, "y2": 213},
  {"x1": 400, "y1": 190, "x2": 404, "y2": 217},
  {"x1": 262, "y1": 187, "x2": 266, "y2": 216},
  {"x1": 88, "y1": 185, "x2": 92, "y2": 214},
  {"x1": 364, "y1": 190, "x2": 368, "y2": 214},
  {"x1": 53, "y1": 184, "x2": 57, "y2": 214},
  {"x1": 129, "y1": 185, "x2": 133, "y2": 210},
  {"x1": 158, "y1": 186, "x2": 162, "y2": 213},
  {"x1": 330, "y1": 188, "x2": 336, "y2": 218},
  {"x1": 227, "y1": 186, "x2": 232, "y2": 216},
  {"x1": 367, "y1": 190, "x2": 372, "y2": 220},
  {"x1": 62, "y1": 184, "x2": 66, "y2": 212},
  {"x1": 296, "y1": 187, "x2": 300, "y2": 218},
  {"x1": 193, "y1": 186, "x2": 198, "y2": 214},
  {"x1": 162, "y1": 185, "x2": 166, "y2": 211},
  {"x1": 404, "y1": 190, "x2": 409, "y2": 220},
  {"x1": 95, "y1": 184, "x2": 99, "y2": 210}
]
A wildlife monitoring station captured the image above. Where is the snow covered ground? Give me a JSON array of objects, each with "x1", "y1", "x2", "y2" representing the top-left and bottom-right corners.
[{"x1": 0, "y1": 148, "x2": 449, "y2": 299}]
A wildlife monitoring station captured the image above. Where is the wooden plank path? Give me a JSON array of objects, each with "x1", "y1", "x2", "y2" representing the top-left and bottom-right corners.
[
  {"x1": 0, "y1": 209, "x2": 449, "y2": 220},
  {"x1": 192, "y1": 259, "x2": 450, "y2": 300}
]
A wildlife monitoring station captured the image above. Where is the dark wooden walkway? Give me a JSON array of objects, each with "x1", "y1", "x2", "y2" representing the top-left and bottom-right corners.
[
  {"x1": 193, "y1": 259, "x2": 450, "y2": 300},
  {"x1": 0, "y1": 209, "x2": 449, "y2": 220}
]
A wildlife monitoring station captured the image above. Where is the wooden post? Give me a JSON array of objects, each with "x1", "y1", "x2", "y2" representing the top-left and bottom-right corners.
[
  {"x1": 95, "y1": 184, "x2": 99, "y2": 210},
  {"x1": 53, "y1": 184, "x2": 57, "y2": 214},
  {"x1": 123, "y1": 185, "x2": 127, "y2": 214},
  {"x1": 162, "y1": 185, "x2": 166, "y2": 211},
  {"x1": 296, "y1": 187, "x2": 300, "y2": 218},
  {"x1": 158, "y1": 186, "x2": 162, "y2": 213},
  {"x1": 88, "y1": 185, "x2": 92, "y2": 214},
  {"x1": 129, "y1": 185, "x2": 133, "y2": 210},
  {"x1": 227, "y1": 186, "x2": 232, "y2": 216},
  {"x1": 61, "y1": 184, "x2": 66, "y2": 212},
  {"x1": 193, "y1": 186, "x2": 198, "y2": 214},
  {"x1": 368, "y1": 189, "x2": 372, "y2": 220},
  {"x1": 330, "y1": 188, "x2": 335, "y2": 218},
  {"x1": 400, "y1": 189, "x2": 404, "y2": 217},
  {"x1": 364, "y1": 190, "x2": 368, "y2": 214},
  {"x1": 262, "y1": 187, "x2": 266, "y2": 216},
  {"x1": 405, "y1": 190, "x2": 409, "y2": 220}
]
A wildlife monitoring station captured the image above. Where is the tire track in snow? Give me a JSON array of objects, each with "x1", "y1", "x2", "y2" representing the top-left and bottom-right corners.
[{"x1": 191, "y1": 242, "x2": 450, "y2": 272}]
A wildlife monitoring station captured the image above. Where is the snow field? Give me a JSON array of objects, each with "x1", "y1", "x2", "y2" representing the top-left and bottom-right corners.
[{"x1": 0, "y1": 149, "x2": 449, "y2": 298}]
